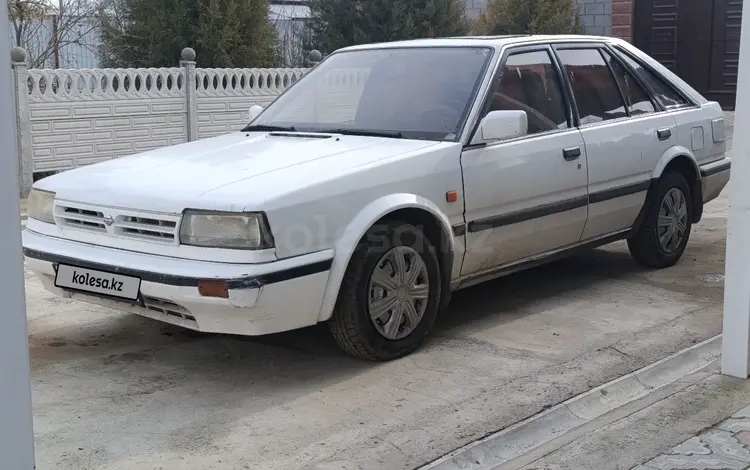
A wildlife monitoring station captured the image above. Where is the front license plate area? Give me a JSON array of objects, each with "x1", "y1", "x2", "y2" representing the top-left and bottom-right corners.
[{"x1": 54, "y1": 264, "x2": 141, "y2": 301}]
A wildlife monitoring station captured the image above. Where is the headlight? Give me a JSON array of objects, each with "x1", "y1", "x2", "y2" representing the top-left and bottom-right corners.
[
  {"x1": 179, "y1": 210, "x2": 274, "y2": 249},
  {"x1": 27, "y1": 188, "x2": 56, "y2": 224}
]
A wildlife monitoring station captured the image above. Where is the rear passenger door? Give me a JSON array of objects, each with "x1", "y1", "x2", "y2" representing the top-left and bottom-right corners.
[{"x1": 554, "y1": 44, "x2": 678, "y2": 240}]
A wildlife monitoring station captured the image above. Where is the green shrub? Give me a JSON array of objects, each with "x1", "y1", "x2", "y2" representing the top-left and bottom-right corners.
[
  {"x1": 475, "y1": 0, "x2": 585, "y2": 36},
  {"x1": 309, "y1": 0, "x2": 471, "y2": 54},
  {"x1": 99, "y1": 0, "x2": 280, "y2": 68}
]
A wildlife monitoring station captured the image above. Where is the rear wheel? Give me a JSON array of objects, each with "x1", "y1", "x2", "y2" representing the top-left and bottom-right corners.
[
  {"x1": 328, "y1": 221, "x2": 441, "y2": 361},
  {"x1": 628, "y1": 171, "x2": 693, "y2": 268}
]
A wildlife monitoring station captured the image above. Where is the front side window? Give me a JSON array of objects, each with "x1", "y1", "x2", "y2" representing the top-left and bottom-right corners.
[
  {"x1": 485, "y1": 50, "x2": 569, "y2": 136},
  {"x1": 557, "y1": 48, "x2": 628, "y2": 125},
  {"x1": 601, "y1": 49, "x2": 656, "y2": 116},
  {"x1": 250, "y1": 47, "x2": 494, "y2": 141},
  {"x1": 615, "y1": 49, "x2": 690, "y2": 109}
]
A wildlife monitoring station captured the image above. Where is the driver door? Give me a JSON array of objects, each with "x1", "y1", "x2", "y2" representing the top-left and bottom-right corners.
[{"x1": 460, "y1": 45, "x2": 590, "y2": 275}]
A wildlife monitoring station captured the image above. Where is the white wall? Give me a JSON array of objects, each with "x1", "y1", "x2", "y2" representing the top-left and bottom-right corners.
[
  {"x1": 194, "y1": 67, "x2": 305, "y2": 139},
  {"x1": 25, "y1": 67, "x2": 188, "y2": 171},
  {"x1": 11, "y1": 53, "x2": 308, "y2": 194}
]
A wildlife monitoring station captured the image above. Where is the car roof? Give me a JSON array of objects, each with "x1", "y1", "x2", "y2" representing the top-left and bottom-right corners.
[
  {"x1": 332, "y1": 35, "x2": 709, "y2": 106},
  {"x1": 336, "y1": 35, "x2": 623, "y2": 52}
]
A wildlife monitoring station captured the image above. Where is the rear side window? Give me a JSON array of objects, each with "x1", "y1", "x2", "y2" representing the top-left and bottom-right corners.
[
  {"x1": 616, "y1": 50, "x2": 689, "y2": 109},
  {"x1": 556, "y1": 48, "x2": 627, "y2": 125},
  {"x1": 601, "y1": 49, "x2": 655, "y2": 116}
]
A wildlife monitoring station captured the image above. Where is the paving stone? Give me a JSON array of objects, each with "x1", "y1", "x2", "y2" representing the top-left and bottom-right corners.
[
  {"x1": 719, "y1": 418, "x2": 750, "y2": 434},
  {"x1": 636, "y1": 428, "x2": 750, "y2": 470},
  {"x1": 701, "y1": 429, "x2": 750, "y2": 462},
  {"x1": 736, "y1": 432, "x2": 750, "y2": 447},
  {"x1": 671, "y1": 436, "x2": 712, "y2": 455},
  {"x1": 643, "y1": 453, "x2": 747, "y2": 470}
]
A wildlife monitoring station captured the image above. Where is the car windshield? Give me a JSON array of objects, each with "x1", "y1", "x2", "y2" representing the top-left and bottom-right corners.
[{"x1": 248, "y1": 46, "x2": 494, "y2": 141}]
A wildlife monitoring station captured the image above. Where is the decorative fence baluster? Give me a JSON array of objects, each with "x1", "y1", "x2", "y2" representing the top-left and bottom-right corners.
[{"x1": 10, "y1": 47, "x2": 312, "y2": 195}]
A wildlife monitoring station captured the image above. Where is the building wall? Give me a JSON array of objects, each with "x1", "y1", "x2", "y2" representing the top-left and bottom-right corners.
[
  {"x1": 611, "y1": 0, "x2": 634, "y2": 41},
  {"x1": 578, "y1": 0, "x2": 613, "y2": 36},
  {"x1": 10, "y1": 16, "x2": 100, "y2": 69}
]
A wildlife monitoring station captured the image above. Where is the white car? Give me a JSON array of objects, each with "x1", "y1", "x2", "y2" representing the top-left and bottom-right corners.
[{"x1": 23, "y1": 35, "x2": 731, "y2": 360}]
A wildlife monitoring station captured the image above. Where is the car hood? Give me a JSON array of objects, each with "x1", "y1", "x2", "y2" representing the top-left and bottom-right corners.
[{"x1": 37, "y1": 131, "x2": 440, "y2": 213}]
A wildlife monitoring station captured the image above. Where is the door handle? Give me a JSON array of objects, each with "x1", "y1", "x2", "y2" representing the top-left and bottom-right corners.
[
  {"x1": 563, "y1": 147, "x2": 581, "y2": 161},
  {"x1": 657, "y1": 128, "x2": 672, "y2": 141}
]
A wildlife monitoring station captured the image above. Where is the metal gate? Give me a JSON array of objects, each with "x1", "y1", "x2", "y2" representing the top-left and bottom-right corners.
[{"x1": 634, "y1": 0, "x2": 742, "y2": 110}]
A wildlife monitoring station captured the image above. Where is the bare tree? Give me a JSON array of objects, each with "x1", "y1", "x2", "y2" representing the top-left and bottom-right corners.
[
  {"x1": 8, "y1": 0, "x2": 46, "y2": 51},
  {"x1": 268, "y1": 2, "x2": 314, "y2": 67},
  {"x1": 8, "y1": 0, "x2": 102, "y2": 68}
]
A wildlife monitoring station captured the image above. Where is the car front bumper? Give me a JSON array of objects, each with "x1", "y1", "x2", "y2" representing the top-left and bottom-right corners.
[{"x1": 22, "y1": 229, "x2": 333, "y2": 336}]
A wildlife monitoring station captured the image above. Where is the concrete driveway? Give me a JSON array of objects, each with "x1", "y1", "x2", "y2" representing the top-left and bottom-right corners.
[{"x1": 27, "y1": 189, "x2": 729, "y2": 470}]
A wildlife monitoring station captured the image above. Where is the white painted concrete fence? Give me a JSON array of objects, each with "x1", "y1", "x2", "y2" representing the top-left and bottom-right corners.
[{"x1": 11, "y1": 47, "x2": 308, "y2": 196}]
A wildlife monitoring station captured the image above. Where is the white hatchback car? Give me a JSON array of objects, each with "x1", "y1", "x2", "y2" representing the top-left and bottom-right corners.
[{"x1": 23, "y1": 35, "x2": 731, "y2": 360}]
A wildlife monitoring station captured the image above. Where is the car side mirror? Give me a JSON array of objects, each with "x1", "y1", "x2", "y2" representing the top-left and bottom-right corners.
[
  {"x1": 248, "y1": 105, "x2": 264, "y2": 121},
  {"x1": 473, "y1": 110, "x2": 528, "y2": 145}
]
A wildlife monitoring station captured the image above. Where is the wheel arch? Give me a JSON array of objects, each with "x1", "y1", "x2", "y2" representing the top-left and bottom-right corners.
[
  {"x1": 650, "y1": 146, "x2": 703, "y2": 224},
  {"x1": 317, "y1": 194, "x2": 456, "y2": 323}
]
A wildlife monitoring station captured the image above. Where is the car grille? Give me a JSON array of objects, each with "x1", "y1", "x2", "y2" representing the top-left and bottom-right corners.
[
  {"x1": 54, "y1": 202, "x2": 180, "y2": 244},
  {"x1": 142, "y1": 296, "x2": 196, "y2": 321},
  {"x1": 116, "y1": 215, "x2": 178, "y2": 241},
  {"x1": 58, "y1": 206, "x2": 107, "y2": 231}
]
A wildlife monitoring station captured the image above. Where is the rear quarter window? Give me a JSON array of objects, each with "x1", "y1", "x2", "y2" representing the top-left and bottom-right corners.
[{"x1": 614, "y1": 49, "x2": 690, "y2": 109}]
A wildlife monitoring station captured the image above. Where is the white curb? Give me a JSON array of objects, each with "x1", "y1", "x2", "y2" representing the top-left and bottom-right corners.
[{"x1": 419, "y1": 335, "x2": 722, "y2": 470}]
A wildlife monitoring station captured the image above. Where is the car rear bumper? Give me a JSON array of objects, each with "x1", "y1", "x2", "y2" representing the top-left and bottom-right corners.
[
  {"x1": 22, "y1": 229, "x2": 333, "y2": 336},
  {"x1": 700, "y1": 157, "x2": 731, "y2": 203}
]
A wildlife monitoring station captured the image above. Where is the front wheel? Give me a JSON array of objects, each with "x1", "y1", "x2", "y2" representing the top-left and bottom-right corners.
[
  {"x1": 628, "y1": 171, "x2": 693, "y2": 268},
  {"x1": 328, "y1": 221, "x2": 441, "y2": 361}
]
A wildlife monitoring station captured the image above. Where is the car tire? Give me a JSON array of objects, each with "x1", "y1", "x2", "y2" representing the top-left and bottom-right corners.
[
  {"x1": 628, "y1": 170, "x2": 693, "y2": 268},
  {"x1": 328, "y1": 221, "x2": 442, "y2": 361}
]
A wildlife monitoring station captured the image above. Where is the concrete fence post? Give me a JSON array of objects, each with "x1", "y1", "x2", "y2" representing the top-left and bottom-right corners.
[
  {"x1": 180, "y1": 47, "x2": 198, "y2": 142},
  {"x1": 307, "y1": 49, "x2": 323, "y2": 68},
  {"x1": 11, "y1": 47, "x2": 33, "y2": 197}
]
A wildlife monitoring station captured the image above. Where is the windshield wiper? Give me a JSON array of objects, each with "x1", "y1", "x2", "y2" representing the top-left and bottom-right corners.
[
  {"x1": 242, "y1": 124, "x2": 297, "y2": 132},
  {"x1": 319, "y1": 128, "x2": 403, "y2": 139}
]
